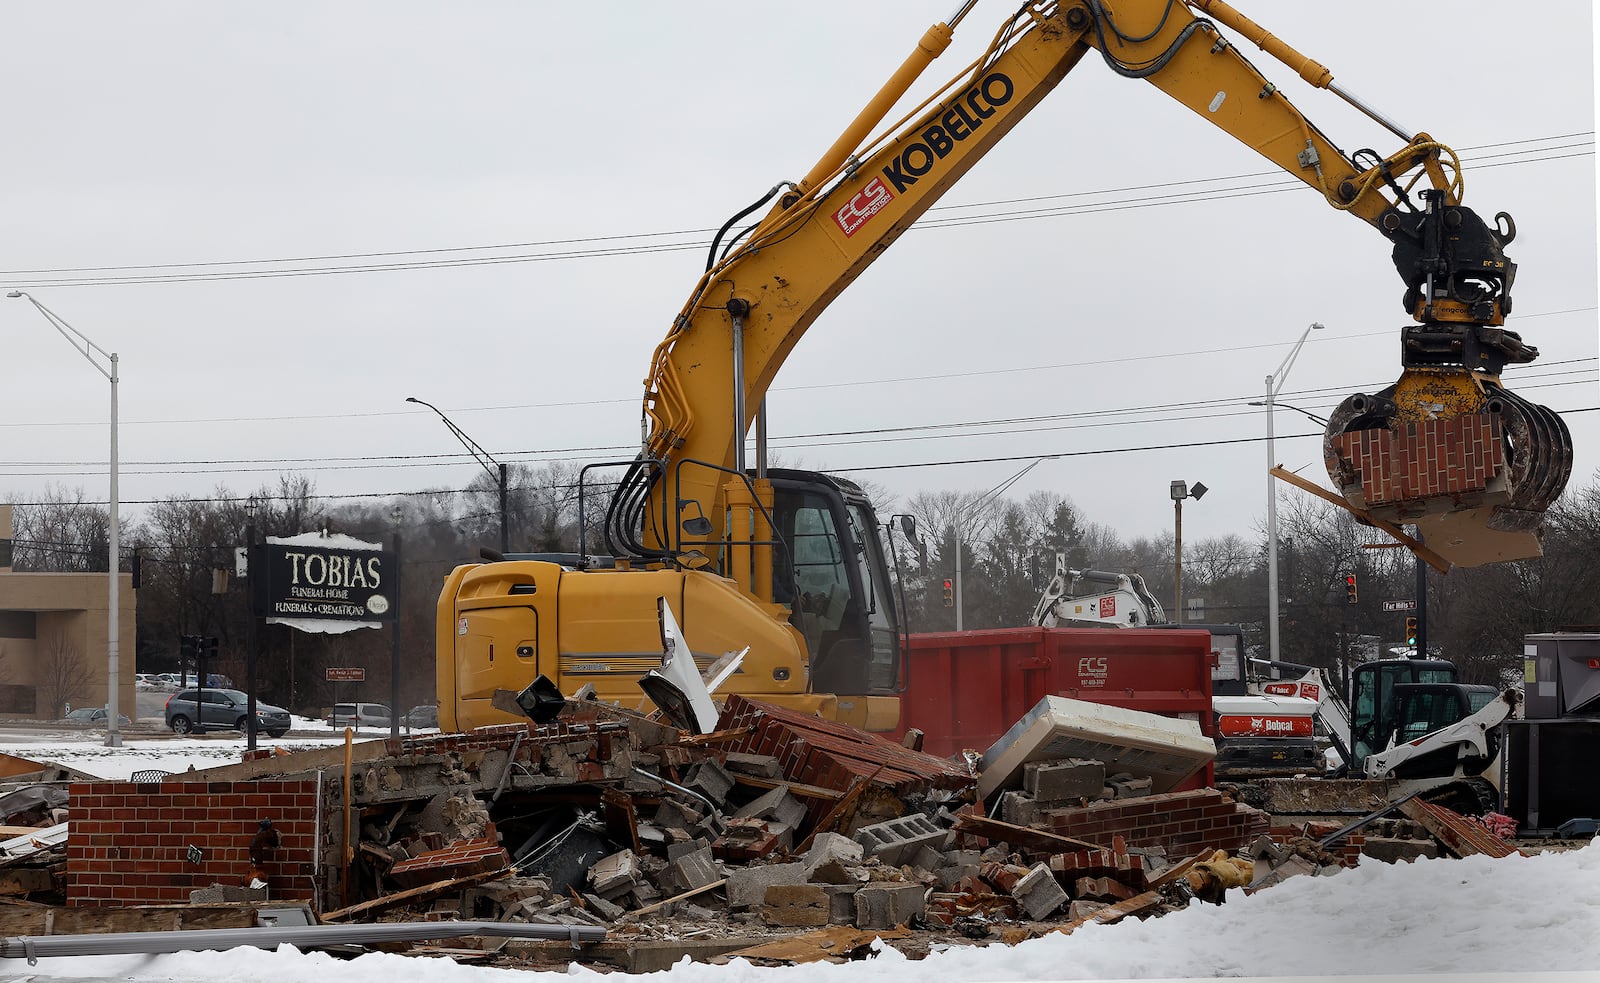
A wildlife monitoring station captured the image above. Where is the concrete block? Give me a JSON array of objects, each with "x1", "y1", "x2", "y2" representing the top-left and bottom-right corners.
[
  {"x1": 582, "y1": 892, "x2": 626, "y2": 921},
  {"x1": 936, "y1": 862, "x2": 981, "y2": 890},
  {"x1": 909, "y1": 845, "x2": 947, "y2": 873},
  {"x1": 588, "y1": 850, "x2": 643, "y2": 897},
  {"x1": 1012, "y1": 863, "x2": 1068, "y2": 921},
  {"x1": 804, "y1": 831, "x2": 864, "y2": 868},
  {"x1": 1067, "y1": 899, "x2": 1109, "y2": 921},
  {"x1": 725, "y1": 861, "x2": 807, "y2": 910},
  {"x1": 1024, "y1": 758, "x2": 1105, "y2": 803},
  {"x1": 663, "y1": 845, "x2": 719, "y2": 893},
  {"x1": 654, "y1": 798, "x2": 702, "y2": 831},
  {"x1": 854, "y1": 882, "x2": 926, "y2": 930},
  {"x1": 852, "y1": 813, "x2": 949, "y2": 866},
  {"x1": 724, "y1": 752, "x2": 783, "y2": 778},
  {"x1": 821, "y1": 883, "x2": 862, "y2": 924},
  {"x1": 1109, "y1": 775, "x2": 1154, "y2": 799},
  {"x1": 665, "y1": 837, "x2": 710, "y2": 862},
  {"x1": 807, "y1": 858, "x2": 870, "y2": 886},
  {"x1": 1361, "y1": 837, "x2": 1440, "y2": 864},
  {"x1": 682, "y1": 758, "x2": 734, "y2": 806},
  {"x1": 764, "y1": 884, "x2": 829, "y2": 927},
  {"x1": 999, "y1": 790, "x2": 1042, "y2": 828},
  {"x1": 734, "y1": 784, "x2": 808, "y2": 829}
]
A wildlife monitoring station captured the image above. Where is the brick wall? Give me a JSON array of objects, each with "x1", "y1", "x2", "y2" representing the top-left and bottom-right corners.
[
  {"x1": 1041, "y1": 788, "x2": 1269, "y2": 857},
  {"x1": 68, "y1": 779, "x2": 319, "y2": 906},
  {"x1": 1331, "y1": 414, "x2": 1503, "y2": 508}
]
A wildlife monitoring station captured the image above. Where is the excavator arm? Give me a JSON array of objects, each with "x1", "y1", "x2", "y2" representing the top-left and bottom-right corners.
[{"x1": 610, "y1": 0, "x2": 1566, "y2": 589}]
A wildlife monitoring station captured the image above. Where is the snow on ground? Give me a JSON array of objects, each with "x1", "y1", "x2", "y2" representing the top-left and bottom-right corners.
[{"x1": 2, "y1": 740, "x2": 1597, "y2": 982}]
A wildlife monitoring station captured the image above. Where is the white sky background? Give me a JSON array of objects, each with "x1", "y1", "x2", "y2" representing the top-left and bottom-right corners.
[
  {"x1": 4, "y1": 739, "x2": 1599, "y2": 982},
  {"x1": 0, "y1": 2, "x2": 1594, "y2": 553}
]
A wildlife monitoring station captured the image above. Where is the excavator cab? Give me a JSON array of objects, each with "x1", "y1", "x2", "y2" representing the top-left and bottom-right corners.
[{"x1": 765, "y1": 469, "x2": 902, "y2": 698}]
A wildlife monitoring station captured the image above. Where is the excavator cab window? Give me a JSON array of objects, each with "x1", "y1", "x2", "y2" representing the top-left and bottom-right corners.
[
  {"x1": 768, "y1": 475, "x2": 900, "y2": 697},
  {"x1": 844, "y1": 500, "x2": 901, "y2": 693}
]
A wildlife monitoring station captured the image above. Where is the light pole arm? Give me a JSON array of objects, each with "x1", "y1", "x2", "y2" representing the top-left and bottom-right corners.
[
  {"x1": 407, "y1": 396, "x2": 510, "y2": 553},
  {"x1": 7, "y1": 290, "x2": 122, "y2": 747},
  {"x1": 7, "y1": 292, "x2": 117, "y2": 382},
  {"x1": 405, "y1": 396, "x2": 501, "y2": 480}
]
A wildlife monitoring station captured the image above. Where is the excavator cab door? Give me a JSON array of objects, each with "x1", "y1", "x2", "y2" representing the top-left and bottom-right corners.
[{"x1": 766, "y1": 470, "x2": 901, "y2": 697}]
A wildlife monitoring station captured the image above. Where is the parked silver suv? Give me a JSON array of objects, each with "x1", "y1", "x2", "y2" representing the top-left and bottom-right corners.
[
  {"x1": 165, "y1": 689, "x2": 291, "y2": 737},
  {"x1": 328, "y1": 702, "x2": 391, "y2": 730}
]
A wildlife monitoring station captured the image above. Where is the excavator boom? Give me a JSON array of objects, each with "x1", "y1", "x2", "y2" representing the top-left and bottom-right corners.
[{"x1": 619, "y1": 0, "x2": 1567, "y2": 582}]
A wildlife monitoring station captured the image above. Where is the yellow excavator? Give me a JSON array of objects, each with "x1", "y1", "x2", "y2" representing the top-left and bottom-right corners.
[{"x1": 437, "y1": 0, "x2": 1571, "y2": 734}]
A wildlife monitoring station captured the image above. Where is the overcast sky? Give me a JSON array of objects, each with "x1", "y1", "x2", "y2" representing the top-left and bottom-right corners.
[{"x1": 1, "y1": 1, "x2": 1594, "y2": 559}]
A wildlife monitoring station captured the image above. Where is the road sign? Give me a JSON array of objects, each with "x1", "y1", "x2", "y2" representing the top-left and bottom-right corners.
[
  {"x1": 325, "y1": 667, "x2": 366, "y2": 682},
  {"x1": 1381, "y1": 599, "x2": 1418, "y2": 612}
]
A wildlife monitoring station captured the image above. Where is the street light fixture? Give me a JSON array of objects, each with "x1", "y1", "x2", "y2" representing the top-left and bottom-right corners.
[
  {"x1": 1250, "y1": 400, "x2": 1329, "y2": 427},
  {"x1": 1170, "y1": 479, "x2": 1207, "y2": 626},
  {"x1": 6, "y1": 291, "x2": 123, "y2": 747},
  {"x1": 1261, "y1": 321, "x2": 1324, "y2": 662},
  {"x1": 405, "y1": 396, "x2": 509, "y2": 554}
]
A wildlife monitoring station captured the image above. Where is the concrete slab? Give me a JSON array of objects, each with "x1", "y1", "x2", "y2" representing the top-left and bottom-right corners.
[{"x1": 979, "y1": 696, "x2": 1216, "y2": 800}]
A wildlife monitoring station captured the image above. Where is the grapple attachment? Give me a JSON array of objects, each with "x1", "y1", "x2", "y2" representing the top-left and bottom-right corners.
[
  {"x1": 1322, "y1": 196, "x2": 1572, "y2": 568},
  {"x1": 1323, "y1": 337, "x2": 1572, "y2": 568}
]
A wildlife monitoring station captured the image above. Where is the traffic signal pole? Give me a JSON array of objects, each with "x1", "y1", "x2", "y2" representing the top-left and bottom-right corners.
[{"x1": 1414, "y1": 533, "x2": 1427, "y2": 655}]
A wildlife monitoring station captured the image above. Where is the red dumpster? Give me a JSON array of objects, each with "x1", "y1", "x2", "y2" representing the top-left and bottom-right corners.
[{"x1": 895, "y1": 626, "x2": 1216, "y2": 787}]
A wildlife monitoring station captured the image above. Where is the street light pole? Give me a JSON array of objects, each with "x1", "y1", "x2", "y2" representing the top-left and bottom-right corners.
[
  {"x1": 1263, "y1": 322, "x2": 1323, "y2": 662},
  {"x1": 7, "y1": 291, "x2": 122, "y2": 747},
  {"x1": 1170, "y1": 480, "x2": 1208, "y2": 625},
  {"x1": 405, "y1": 396, "x2": 509, "y2": 554}
]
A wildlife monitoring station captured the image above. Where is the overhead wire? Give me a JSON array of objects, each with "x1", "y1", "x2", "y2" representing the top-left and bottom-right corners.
[{"x1": 0, "y1": 134, "x2": 1588, "y2": 289}]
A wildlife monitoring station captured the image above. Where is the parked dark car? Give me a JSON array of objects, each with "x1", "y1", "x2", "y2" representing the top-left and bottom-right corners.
[{"x1": 165, "y1": 689, "x2": 291, "y2": 737}]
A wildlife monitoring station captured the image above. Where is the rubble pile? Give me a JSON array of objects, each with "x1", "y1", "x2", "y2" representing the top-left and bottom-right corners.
[{"x1": 0, "y1": 693, "x2": 1555, "y2": 970}]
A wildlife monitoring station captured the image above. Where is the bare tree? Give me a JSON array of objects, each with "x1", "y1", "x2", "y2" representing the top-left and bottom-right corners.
[{"x1": 39, "y1": 633, "x2": 92, "y2": 719}]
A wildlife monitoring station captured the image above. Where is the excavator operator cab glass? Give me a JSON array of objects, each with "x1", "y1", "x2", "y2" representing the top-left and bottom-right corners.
[{"x1": 767, "y1": 473, "x2": 899, "y2": 698}]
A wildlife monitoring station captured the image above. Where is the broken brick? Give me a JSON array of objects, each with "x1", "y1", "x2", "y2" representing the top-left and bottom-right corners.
[{"x1": 387, "y1": 836, "x2": 508, "y2": 890}]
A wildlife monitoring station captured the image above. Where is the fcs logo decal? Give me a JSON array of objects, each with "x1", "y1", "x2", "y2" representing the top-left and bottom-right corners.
[
  {"x1": 1077, "y1": 656, "x2": 1109, "y2": 688},
  {"x1": 834, "y1": 177, "x2": 894, "y2": 237},
  {"x1": 1098, "y1": 596, "x2": 1116, "y2": 619}
]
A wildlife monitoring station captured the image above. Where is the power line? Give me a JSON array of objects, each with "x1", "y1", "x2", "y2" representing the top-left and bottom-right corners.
[{"x1": 0, "y1": 135, "x2": 1588, "y2": 289}]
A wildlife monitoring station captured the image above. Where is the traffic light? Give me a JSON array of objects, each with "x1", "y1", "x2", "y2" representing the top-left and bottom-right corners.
[
  {"x1": 942, "y1": 578, "x2": 954, "y2": 608},
  {"x1": 1344, "y1": 573, "x2": 1358, "y2": 605},
  {"x1": 201, "y1": 636, "x2": 218, "y2": 660},
  {"x1": 179, "y1": 634, "x2": 199, "y2": 663},
  {"x1": 1405, "y1": 616, "x2": 1418, "y2": 646}
]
